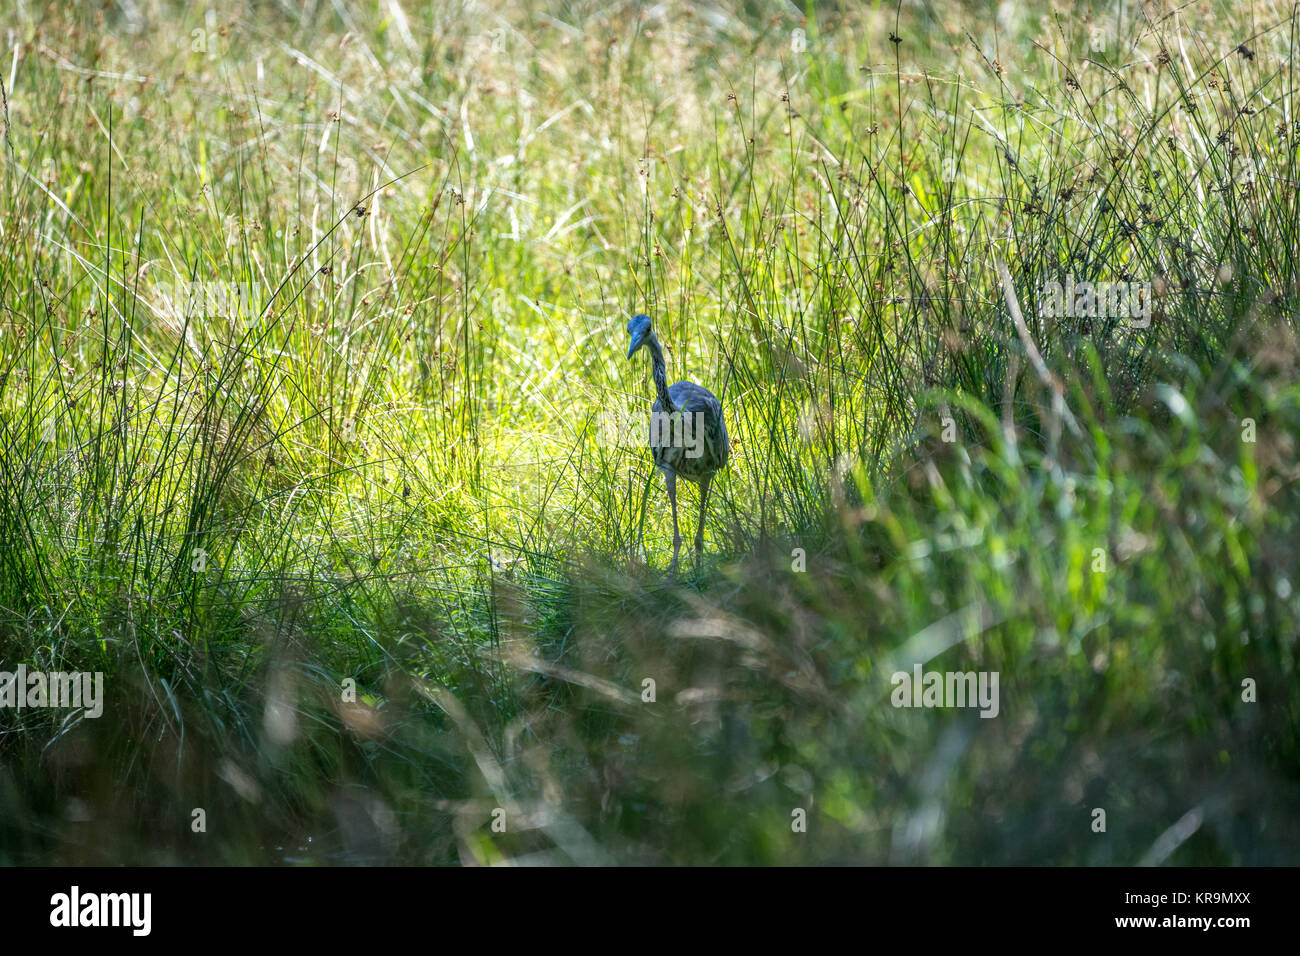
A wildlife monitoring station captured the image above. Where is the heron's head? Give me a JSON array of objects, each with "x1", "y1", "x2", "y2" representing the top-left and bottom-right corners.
[{"x1": 626, "y1": 313, "x2": 653, "y2": 358}]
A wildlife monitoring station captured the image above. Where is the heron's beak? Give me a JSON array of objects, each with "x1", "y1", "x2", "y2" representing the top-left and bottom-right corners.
[{"x1": 627, "y1": 334, "x2": 644, "y2": 358}]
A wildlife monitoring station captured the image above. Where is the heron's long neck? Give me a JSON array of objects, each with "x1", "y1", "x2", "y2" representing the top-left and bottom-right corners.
[{"x1": 645, "y1": 333, "x2": 676, "y2": 414}]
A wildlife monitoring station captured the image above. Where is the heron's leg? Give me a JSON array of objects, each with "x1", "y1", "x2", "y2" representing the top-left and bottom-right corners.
[
  {"x1": 666, "y1": 471, "x2": 681, "y2": 574},
  {"x1": 695, "y1": 474, "x2": 711, "y2": 564}
]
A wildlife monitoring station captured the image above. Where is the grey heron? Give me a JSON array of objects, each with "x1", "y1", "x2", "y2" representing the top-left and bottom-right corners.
[{"x1": 626, "y1": 313, "x2": 730, "y2": 574}]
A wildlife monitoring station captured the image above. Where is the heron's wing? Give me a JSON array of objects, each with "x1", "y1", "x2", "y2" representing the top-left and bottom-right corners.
[
  {"x1": 667, "y1": 381, "x2": 723, "y2": 418},
  {"x1": 654, "y1": 381, "x2": 729, "y2": 477}
]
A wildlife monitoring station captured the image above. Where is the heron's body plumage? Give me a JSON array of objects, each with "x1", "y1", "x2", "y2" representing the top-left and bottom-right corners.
[{"x1": 651, "y1": 381, "x2": 730, "y2": 483}]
